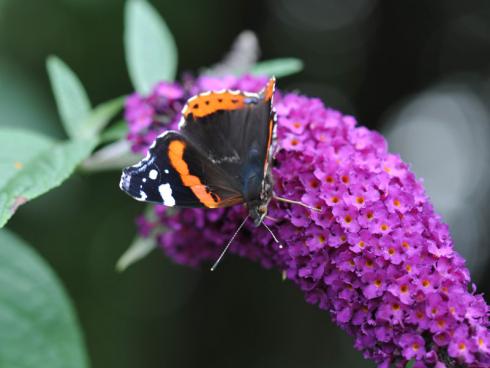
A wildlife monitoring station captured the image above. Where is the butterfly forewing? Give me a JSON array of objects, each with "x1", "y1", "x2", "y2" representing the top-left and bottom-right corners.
[{"x1": 120, "y1": 131, "x2": 243, "y2": 208}]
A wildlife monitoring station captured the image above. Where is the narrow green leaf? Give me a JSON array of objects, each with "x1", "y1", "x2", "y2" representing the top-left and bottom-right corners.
[
  {"x1": 46, "y1": 56, "x2": 92, "y2": 139},
  {"x1": 251, "y1": 58, "x2": 304, "y2": 78},
  {"x1": 116, "y1": 235, "x2": 157, "y2": 272},
  {"x1": 80, "y1": 140, "x2": 141, "y2": 172},
  {"x1": 124, "y1": 0, "x2": 178, "y2": 94},
  {"x1": 100, "y1": 120, "x2": 129, "y2": 144},
  {"x1": 405, "y1": 361, "x2": 415, "y2": 368},
  {"x1": 0, "y1": 229, "x2": 89, "y2": 368},
  {"x1": 0, "y1": 129, "x2": 97, "y2": 228},
  {"x1": 81, "y1": 96, "x2": 125, "y2": 138}
]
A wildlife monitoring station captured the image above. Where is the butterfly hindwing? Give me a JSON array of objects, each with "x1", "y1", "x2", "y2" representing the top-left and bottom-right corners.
[
  {"x1": 120, "y1": 131, "x2": 244, "y2": 208},
  {"x1": 179, "y1": 78, "x2": 276, "y2": 200},
  {"x1": 182, "y1": 90, "x2": 256, "y2": 120}
]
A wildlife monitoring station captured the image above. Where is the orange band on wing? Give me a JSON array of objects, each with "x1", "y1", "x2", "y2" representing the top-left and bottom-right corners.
[
  {"x1": 263, "y1": 77, "x2": 276, "y2": 101},
  {"x1": 168, "y1": 140, "x2": 220, "y2": 208},
  {"x1": 264, "y1": 117, "x2": 274, "y2": 172},
  {"x1": 183, "y1": 92, "x2": 247, "y2": 119}
]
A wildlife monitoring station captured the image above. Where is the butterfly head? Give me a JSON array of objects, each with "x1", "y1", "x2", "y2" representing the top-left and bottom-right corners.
[{"x1": 247, "y1": 201, "x2": 268, "y2": 227}]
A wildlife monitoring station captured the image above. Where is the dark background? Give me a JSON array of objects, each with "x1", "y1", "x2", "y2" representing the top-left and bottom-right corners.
[{"x1": 2, "y1": 1, "x2": 490, "y2": 367}]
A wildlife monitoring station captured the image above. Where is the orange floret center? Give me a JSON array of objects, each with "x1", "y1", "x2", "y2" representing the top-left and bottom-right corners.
[{"x1": 309, "y1": 179, "x2": 319, "y2": 188}]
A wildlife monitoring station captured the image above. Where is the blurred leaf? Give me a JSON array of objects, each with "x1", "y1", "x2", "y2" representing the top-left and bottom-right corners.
[
  {"x1": 405, "y1": 361, "x2": 415, "y2": 368},
  {"x1": 0, "y1": 129, "x2": 97, "y2": 228},
  {"x1": 81, "y1": 96, "x2": 125, "y2": 138},
  {"x1": 0, "y1": 229, "x2": 89, "y2": 368},
  {"x1": 116, "y1": 235, "x2": 157, "y2": 272},
  {"x1": 46, "y1": 56, "x2": 92, "y2": 139},
  {"x1": 100, "y1": 120, "x2": 129, "y2": 143},
  {"x1": 204, "y1": 30, "x2": 259, "y2": 77},
  {"x1": 124, "y1": 0, "x2": 178, "y2": 94},
  {"x1": 81, "y1": 139, "x2": 141, "y2": 172},
  {"x1": 251, "y1": 58, "x2": 304, "y2": 78}
]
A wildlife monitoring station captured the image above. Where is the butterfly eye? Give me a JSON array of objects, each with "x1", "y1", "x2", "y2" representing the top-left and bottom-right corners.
[{"x1": 258, "y1": 205, "x2": 267, "y2": 214}]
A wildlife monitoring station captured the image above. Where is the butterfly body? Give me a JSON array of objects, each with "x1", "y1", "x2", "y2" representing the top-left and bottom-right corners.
[{"x1": 120, "y1": 78, "x2": 277, "y2": 226}]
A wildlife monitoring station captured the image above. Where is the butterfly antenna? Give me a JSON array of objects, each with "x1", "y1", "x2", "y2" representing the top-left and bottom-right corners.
[
  {"x1": 262, "y1": 221, "x2": 283, "y2": 249},
  {"x1": 273, "y1": 195, "x2": 321, "y2": 212},
  {"x1": 211, "y1": 216, "x2": 249, "y2": 271}
]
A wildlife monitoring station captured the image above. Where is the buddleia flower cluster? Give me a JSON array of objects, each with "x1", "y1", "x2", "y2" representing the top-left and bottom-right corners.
[{"x1": 125, "y1": 74, "x2": 490, "y2": 367}]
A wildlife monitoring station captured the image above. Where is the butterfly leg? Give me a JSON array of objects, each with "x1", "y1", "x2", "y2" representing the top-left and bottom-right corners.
[{"x1": 273, "y1": 195, "x2": 321, "y2": 212}]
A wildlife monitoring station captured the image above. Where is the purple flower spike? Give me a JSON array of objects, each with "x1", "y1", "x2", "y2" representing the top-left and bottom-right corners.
[{"x1": 125, "y1": 74, "x2": 490, "y2": 368}]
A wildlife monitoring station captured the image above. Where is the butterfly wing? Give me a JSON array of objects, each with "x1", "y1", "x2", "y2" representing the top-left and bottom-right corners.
[
  {"x1": 179, "y1": 78, "x2": 276, "y2": 200},
  {"x1": 120, "y1": 131, "x2": 244, "y2": 208}
]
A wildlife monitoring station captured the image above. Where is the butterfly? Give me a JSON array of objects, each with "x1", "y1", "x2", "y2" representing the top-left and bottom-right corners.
[{"x1": 120, "y1": 77, "x2": 279, "y2": 227}]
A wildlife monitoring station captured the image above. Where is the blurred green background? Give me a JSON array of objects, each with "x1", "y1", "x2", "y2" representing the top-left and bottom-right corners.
[{"x1": 2, "y1": 0, "x2": 490, "y2": 367}]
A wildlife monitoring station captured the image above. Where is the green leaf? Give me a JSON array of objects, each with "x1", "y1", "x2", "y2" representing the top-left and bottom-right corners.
[
  {"x1": 0, "y1": 129, "x2": 97, "y2": 228},
  {"x1": 251, "y1": 58, "x2": 304, "y2": 78},
  {"x1": 100, "y1": 120, "x2": 129, "y2": 144},
  {"x1": 116, "y1": 235, "x2": 157, "y2": 272},
  {"x1": 80, "y1": 140, "x2": 141, "y2": 172},
  {"x1": 81, "y1": 96, "x2": 125, "y2": 138},
  {"x1": 124, "y1": 0, "x2": 178, "y2": 94},
  {"x1": 0, "y1": 229, "x2": 89, "y2": 368},
  {"x1": 405, "y1": 361, "x2": 415, "y2": 368},
  {"x1": 46, "y1": 56, "x2": 92, "y2": 139}
]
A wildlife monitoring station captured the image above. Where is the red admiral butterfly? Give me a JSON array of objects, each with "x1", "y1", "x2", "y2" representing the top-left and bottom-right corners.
[
  {"x1": 120, "y1": 77, "x2": 278, "y2": 227},
  {"x1": 120, "y1": 78, "x2": 319, "y2": 268}
]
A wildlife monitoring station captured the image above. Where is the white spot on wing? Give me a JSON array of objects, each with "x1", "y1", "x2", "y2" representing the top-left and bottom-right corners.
[
  {"x1": 159, "y1": 183, "x2": 176, "y2": 207},
  {"x1": 164, "y1": 169, "x2": 169, "y2": 174},
  {"x1": 139, "y1": 190, "x2": 147, "y2": 201},
  {"x1": 149, "y1": 169, "x2": 158, "y2": 180}
]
